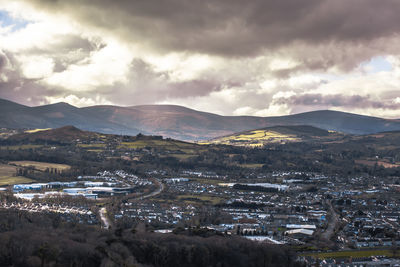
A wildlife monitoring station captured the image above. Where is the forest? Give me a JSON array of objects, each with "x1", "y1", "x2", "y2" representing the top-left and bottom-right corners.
[{"x1": 0, "y1": 210, "x2": 301, "y2": 267}]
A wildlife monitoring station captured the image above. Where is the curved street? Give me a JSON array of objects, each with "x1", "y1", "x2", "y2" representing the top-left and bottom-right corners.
[{"x1": 140, "y1": 179, "x2": 164, "y2": 200}]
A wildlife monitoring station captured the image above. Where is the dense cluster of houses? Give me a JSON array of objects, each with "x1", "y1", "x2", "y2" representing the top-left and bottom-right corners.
[
  {"x1": 114, "y1": 170, "x2": 400, "y2": 249},
  {"x1": 2, "y1": 165, "x2": 399, "y2": 255},
  {"x1": 0, "y1": 202, "x2": 98, "y2": 224},
  {"x1": 116, "y1": 202, "x2": 197, "y2": 225}
]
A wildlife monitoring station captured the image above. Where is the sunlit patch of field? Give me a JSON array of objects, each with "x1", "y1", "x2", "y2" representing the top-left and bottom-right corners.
[
  {"x1": 77, "y1": 143, "x2": 106, "y2": 148},
  {"x1": 118, "y1": 140, "x2": 205, "y2": 154},
  {"x1": 0, "y1": 164, "x2": 33, "y2": 185},
  {"x1": 24, "y1": 128, "x2": 52, "y2": 133},
  {"x1": 0, "y1": 133, "x2": 12, "y2": 138},
  {"x1": 238, "y1": 163, "x2": 264, "y2": 168},
  {"x1": 9, "y1": 161, "x2": 71, "y2": 171},
  {"x1": 197, "y1": 141, "x2": 211, "y2": 145},
  {"x1": 210, "y1": 130, "x2": 301, "y2": 147},
  {"x1": 118, "y1": 139, "x2": 208, "y2": 160},
  {"x1": 119, "y1": 140, "x2": 177, "y2": 149}
]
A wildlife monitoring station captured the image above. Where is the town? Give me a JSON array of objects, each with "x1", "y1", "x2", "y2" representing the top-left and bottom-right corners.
[
  {"x1": 1, "y1": 127, "x2": 400, "y2": 266},
  {"x1": 1, "y1": 166, "x2": 400, "y2": 265}
]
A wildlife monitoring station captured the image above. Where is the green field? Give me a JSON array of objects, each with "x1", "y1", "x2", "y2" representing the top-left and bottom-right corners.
[
  {"x1": 303, "y1": 249, "x2": 400, "y2": 259},
  {"x1": 206, "y1": 129, "x2": 301, "y2": 147},
  {"x1": 9, "y1": 161, "x2": 71, "y2": 172},
  {"x1": 0, "y1": 164, "x2": 33, "y2": 185},
  {"x1": 77, "y1": 143, "x2": 106, "y2": 148},
  {"x1": 117, "y1": 139, "x2": 208, "y2": 156},
  {"x1": 238, "y1": 163, "x2": 264, "y2": 168},
  {"x1": 24, "y1": 128, "x2": 52, "y2": 133}
]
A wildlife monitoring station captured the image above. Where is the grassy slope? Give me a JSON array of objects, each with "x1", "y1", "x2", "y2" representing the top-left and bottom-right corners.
[
  {"x1": 205, "y1": 125, "x2": 342, "y2": 147},
  {"x1": 118, "y1": 139, "x2": 207, "y2": 154},
  {"x1": 0, "y1": 164, "x2": 33, "y2": 185},
  {"x1": 8, "y1": 161, "x2": 71, "y2": 172}
]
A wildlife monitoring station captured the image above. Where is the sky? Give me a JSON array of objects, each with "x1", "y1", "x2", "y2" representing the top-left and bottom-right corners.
[{"x1": 0, "y1": 0, "x2": 400, "y2": 118}]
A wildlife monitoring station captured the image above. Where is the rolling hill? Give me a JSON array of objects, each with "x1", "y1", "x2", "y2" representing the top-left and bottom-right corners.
[
  {"x1": 4, "y1": 126, "x2": 205, "y2": 158},
  {"x1": 7, "y1": 126, "x2": 100, "y2": 144},
  {"x1": 1, "y1": 98, "x2": 400, "y2": 140},
  {"x1": 203, "y1": 125, "x2": 347, "y2": 147}
]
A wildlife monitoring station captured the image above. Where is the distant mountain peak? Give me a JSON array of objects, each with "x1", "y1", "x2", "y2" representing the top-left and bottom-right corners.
[
  {"x1": 1, "y1": 98, "x2": 400, "y2": 140},
  {"x1": 38, "y1": 102, "x2": 77, "y2": 109},
  {"x1": 55, "y1": 125, "x2": 82, "y2": 132}
]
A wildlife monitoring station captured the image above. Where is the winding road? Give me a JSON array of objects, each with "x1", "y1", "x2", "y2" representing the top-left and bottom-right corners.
[
  {"x1": 141, "y1": 179, "x2": 164, "y2": 200},
  {"x1": 131, "y1": 178, "x2": 164, "y2": 201},
  {"x1": 99, "y1": 179, "x2": 164, "y2": 229}
]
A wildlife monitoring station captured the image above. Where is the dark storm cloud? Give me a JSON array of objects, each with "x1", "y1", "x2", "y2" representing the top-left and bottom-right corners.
[
  {"x1": 21, "y1": 0, "x2": 400, "y2": 56},
  {"x1": 275, "y1": 94, "x2": 400, "y2": 110},
  {"x1": 4, "y1": 0, "x2": 400, "y2": 118}
]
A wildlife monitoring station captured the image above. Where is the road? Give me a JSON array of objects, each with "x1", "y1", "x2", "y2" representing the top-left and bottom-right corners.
[
  {"x1": 133, "y1": 178, "x2": 164, "y2": 201},
  {"x1": 143, "y1": 179, "x2": 164, "y2": 199},
  {"x1": 99, "y1": 179, "x2": 164, "y2": 229},
  {"x1": 322, "y1": 201, "x2": 340, "y2": 241},
  {"x1": 99, "y1": 207, "x2": 111, "y2": 229}
]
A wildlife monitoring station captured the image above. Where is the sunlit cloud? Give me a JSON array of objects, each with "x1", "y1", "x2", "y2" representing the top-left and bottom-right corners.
[{"x1": 0, "y1": 0, "x2": 400, "y2": 118}]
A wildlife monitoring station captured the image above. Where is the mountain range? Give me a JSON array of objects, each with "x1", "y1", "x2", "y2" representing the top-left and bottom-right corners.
[{"x1": 1, "y1": 98, "x2": 400, "y2": 140}]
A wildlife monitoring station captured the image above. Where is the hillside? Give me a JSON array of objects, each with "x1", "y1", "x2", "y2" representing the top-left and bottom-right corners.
[
  {"x1": 0, "y1": 99, "x2": 139, "y2": 135},
  {"x1": 4, "y1": 126, "x2": 204, "y2": 156},
  {"x1": 204, "y1": 125, "x2": 346, "y2": 147},
  {"x1": 7, "y1": 126, "x2": 100, "y2": 144},
  {"x1": 1, "y1": 98, "x2": 400, "y2": 140}
]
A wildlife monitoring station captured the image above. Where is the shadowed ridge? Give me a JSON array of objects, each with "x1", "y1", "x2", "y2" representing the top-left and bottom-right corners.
[{"x1": 8, "y1": 125, "x2": 99, "y2": 143}]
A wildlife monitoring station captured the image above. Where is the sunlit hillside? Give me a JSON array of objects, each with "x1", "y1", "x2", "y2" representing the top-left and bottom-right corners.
[{"x1": 203, "y1": 125, "x2": 345, "y2": 147}]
